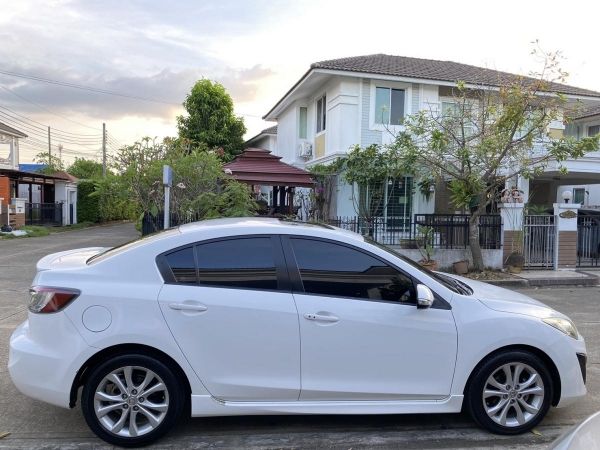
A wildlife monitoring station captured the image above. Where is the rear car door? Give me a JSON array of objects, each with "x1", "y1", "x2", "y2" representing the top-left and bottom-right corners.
[
  {"x1": 158, "y1": 236, "x2": 300, "y2": 401},
  {"x1": 283, "y1": 236, "x2": 457, "y2": 401}
]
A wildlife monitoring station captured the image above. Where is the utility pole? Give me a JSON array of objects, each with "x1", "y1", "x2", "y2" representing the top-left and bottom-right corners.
[
  {"x1": 102, "y1": 122, "x2": 106, "y2": 177},
  {"x1": 47, "y1": 126, "x2": 51, "y2": 159}
]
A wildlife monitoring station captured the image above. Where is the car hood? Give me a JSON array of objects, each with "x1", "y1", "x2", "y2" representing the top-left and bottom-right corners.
[{"x1": 443, "y1": 274, "x2": 559, "y2": 319}]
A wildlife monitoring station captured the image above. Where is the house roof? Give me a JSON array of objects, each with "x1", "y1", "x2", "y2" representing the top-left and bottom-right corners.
[
  {"x1": 0, "y1": 122, "x2": 27, "y2": 138},
  {"x1": 52, "y1": 171, "x2": 78, "y2": 183},
  {"x1": 311, "y1": 54, "x2": 600, "y2": 98},
  {"x1": 0, "y1": 167, "x2": 70, "y2": 181},
  {"x1": 224, "y1": 147, "x2": 313, "y2": 187},
  {"x1": 245, "y1": 125, "x2": 278, "y2": 145},
  {"x1": 264, "y1": 53, "x2": 600, "y2": 119},
  {"x1": 571, "y1": 104, "x2": 600, "y2": 120}
]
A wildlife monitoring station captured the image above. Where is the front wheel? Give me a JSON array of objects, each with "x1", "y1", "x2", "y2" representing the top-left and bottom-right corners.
[
  {"x1": 466, "y1": 351, "x2": 553, "y2": 435},
  {"x1": 81, "y1": 354, "x2": 185, "y2": 447}
]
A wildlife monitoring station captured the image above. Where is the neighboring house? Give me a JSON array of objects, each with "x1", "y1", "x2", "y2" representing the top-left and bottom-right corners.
[
  {"x1": 0, "y1": 122, "x2": 78, "y2": 227},
  {"x1": 245, "y1": 125, "x2": 278, "y2": 152},
  {"x1": 262, "y1": 54, "x2": 600, "y2": 221}
]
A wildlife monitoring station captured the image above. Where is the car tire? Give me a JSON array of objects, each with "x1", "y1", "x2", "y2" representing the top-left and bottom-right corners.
[
  {"x1": 81, "y1": 354, "x2": 185, "y2": 447},
  {"x1": 466, "y1": 350, "x2": 553, "y2": 435}
]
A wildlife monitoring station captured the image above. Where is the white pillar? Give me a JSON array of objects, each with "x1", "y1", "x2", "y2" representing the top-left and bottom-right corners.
[
  {"x1": 553, "y1": 202, "x2": 580, "y2": 269},
  {"x1": 500, "y1": 202, "x2": 525, "y2": 264}
]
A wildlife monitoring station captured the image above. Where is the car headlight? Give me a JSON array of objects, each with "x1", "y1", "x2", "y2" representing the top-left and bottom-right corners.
[{"x1": 542, "y1": 317, "x2": 579, "y2": 339}]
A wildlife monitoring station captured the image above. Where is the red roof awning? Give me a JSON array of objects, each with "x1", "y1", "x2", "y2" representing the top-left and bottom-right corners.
[{"x1": 224, "y1": 148, "x2": 314, "y2": 188}]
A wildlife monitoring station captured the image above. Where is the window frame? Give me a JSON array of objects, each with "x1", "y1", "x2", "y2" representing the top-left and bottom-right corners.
[
  {"x1": 156, "y1": 235, "x2": 291, "y2": 293},
  {"x1": 298, "y1": 106, "x2": 308, "y2": 139},
  {"x1": 316, "y1": 94, "x2": 326, "y2": 134},
  {"x1": 369, "y1": 81, "x2": 411, "y2": 131},
  {"x1": 588, "y1": 124, "x2": 600, "y2": 137},
  {"x1": 281, "y1": 235, "x2": 449, "y2": 309}
]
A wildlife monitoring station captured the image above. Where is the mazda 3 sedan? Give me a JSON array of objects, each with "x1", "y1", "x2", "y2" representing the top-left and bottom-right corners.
[{"x1": 8, "y1": 218, "x2": 587, "y2": 447}]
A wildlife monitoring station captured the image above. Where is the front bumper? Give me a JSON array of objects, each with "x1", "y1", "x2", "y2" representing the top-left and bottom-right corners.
[
  {"x1": 553, "y1": 335, "x2": 587, "y2": 408},
  {"x1": 8, "y1": 316, "x2": 95, "y2": 409}
]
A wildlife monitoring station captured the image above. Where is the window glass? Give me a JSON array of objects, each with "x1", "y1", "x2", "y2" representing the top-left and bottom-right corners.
[
  {"x1": 165, "y1": 247, "x2": 197, "y2": 284},
  {"x1": 390, "y1": 89, "x2": 405, "y2": 125},
  {"x1": 375, "y1": 87, "x2": 390, "y2": 124},
  {"x1": 291, "y1": 238, "x2": 414, "y2": 303},
  {"x1": 196, "y1": 238, "x2": 277, "y2": 290},
  {"x1": 316, "y1": 95, "x2": 326, "y2": 133},
  {"x1": 573, "y1": 188, "x2": 585, "y2": 204},
  {"x1": 588, "y1": 125, "x2": 600, "y2": 137},
  {"x1": 299, "y1": 107, "x2": 307, "y2": 139}
]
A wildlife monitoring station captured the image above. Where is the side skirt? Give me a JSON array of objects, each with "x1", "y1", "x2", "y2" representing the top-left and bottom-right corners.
[{"x1": 190, "y1": 395, "x2": 464, "y2": 417}]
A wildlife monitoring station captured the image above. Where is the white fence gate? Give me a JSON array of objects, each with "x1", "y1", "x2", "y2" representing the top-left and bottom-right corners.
[{"x1": 523, "y1": 215, "x2": 556, "y2": 269}]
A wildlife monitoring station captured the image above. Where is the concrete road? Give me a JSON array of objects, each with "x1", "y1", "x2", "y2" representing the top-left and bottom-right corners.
[{"x1": 0, "y1": 223, "x2": 598, "y2": 449}]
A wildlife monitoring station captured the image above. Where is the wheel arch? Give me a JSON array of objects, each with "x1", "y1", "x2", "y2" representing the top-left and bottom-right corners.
[
  {"x1": 69, "y1": 343, "x2": 192, "y2": 408},
  {"x1": 462, "y1": 344, "x2": 561, "y2": 407}
]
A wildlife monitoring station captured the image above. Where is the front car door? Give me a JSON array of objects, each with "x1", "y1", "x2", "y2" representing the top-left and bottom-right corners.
[
  {"x1": 283, "y1": 236, "x2": 457, "y2": 401},
  {"x1": 158, "y1": 236, "x2": 300, "y2": 401}
]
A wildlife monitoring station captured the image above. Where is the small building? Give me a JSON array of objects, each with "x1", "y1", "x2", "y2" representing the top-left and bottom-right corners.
[{"x1": 0, "y1": 122, "x2": 78, "y2": 228}]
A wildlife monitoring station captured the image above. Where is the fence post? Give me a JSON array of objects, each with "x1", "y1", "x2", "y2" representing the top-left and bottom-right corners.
[
  {"x1": 553, "y1": 201, "x2": 580, "y2": 269},
  {"x1": 500, "y1": 202, "x2": 524, "y2": 267}
]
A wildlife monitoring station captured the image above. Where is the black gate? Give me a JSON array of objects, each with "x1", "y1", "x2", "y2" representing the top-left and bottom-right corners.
[{"x1": 577, "y1": 216, "x2": 600, "y2": 267}]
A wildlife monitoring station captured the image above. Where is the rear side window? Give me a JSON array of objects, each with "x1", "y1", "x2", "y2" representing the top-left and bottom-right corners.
[
  {"x1": 165, "y1": 247, "x2": 197, "y2": 284},
  {"x1": 195, "y1": 238, "x2": 278, "y2": 290},
  {"x1": 290, "y1": 238, "x2": 415, "y2": 303}
]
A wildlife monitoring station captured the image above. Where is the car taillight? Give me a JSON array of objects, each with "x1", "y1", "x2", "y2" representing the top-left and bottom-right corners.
[{"x1": 28, "y1": 286, "x2": 80, "y2": 313}]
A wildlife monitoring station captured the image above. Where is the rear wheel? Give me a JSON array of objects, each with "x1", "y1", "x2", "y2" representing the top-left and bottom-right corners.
[
  {"x1": 466, "y1": 351, "x2": 552, "y2": 435},
  {"x1": 81, "y1": 354, "x2": 184, "y2": 447}
]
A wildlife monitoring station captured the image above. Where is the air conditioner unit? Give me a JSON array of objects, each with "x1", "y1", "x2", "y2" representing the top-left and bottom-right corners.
[{"x1": 298, "y1": 141, "x2": 313, "y2": 158}]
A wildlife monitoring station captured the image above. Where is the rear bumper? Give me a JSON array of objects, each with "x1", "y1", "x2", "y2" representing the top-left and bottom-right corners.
[{"x1": 8, "y1": 316, "x2": 95, "y2": 409}]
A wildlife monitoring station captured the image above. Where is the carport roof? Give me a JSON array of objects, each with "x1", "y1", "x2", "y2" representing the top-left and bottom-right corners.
[{"x1": 224, "y1": 148, "x2": 314, "y2": 187}]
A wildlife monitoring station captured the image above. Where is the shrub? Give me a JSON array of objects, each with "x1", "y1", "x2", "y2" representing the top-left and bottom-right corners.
[{"x1": 77, "y1": 180, "x2": 100, "y2": 223}]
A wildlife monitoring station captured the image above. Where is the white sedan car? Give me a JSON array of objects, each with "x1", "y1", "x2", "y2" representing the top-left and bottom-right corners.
[{"x1": 8, "y1": 218, "x2": 587, "y2": 447}]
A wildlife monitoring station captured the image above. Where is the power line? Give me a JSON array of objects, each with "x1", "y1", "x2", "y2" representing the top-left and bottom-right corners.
[
  {"x1": 0, "y1": 69, "x2": 179, "y2": 105},
  {"x1": 0, "y1": 85, "x2": 103, "y2": 132}
]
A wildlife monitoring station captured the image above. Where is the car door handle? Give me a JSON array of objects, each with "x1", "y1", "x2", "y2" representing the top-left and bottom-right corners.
[
  {"x1": 304, "y1": 313, "x2": 339, "y2": 323},
  {"x1": 169, "y1": 302, "x2": 208, "y2": 312}
]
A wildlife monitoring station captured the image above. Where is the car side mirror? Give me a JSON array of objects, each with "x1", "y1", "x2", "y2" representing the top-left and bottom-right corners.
[{"x1": 416, "y1": 284, "x2": 434, "y2": 309}]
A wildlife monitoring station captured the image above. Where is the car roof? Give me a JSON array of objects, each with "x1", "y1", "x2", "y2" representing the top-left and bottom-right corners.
[{"x1": 178, "y1": 217, "x2": 365, "y2": 243}]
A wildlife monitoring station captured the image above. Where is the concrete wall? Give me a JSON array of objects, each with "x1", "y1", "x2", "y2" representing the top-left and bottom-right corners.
[{"x1": 389, "y1": 246, "x2": 503, "y2": 270}]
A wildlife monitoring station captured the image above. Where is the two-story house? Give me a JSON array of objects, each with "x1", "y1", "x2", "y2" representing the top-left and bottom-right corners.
[{"x1": 262, "y1": 54, "x2": 600, "y2": 222}]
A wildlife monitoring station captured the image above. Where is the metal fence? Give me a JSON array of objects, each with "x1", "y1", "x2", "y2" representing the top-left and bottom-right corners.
[
  {"x1": 326, "y1": 214, "x2": 502, "y2": 249},
  {"x1": 25, "y1": 203, "x2": 63, "y2": 226},
  {"x1": 523, "y1": 215, "x2": 555, "y2": 269},
  {"x1": 577, "y1": 216, "x2": 600, "y2": 267},
  {"x1": 141, "y1": 211, "x2": 203, "y2": 236}
]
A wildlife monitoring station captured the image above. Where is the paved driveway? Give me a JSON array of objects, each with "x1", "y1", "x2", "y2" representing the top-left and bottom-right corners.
[{"x1": 0, "y1": 223, "x2": 598, "y2": 449}]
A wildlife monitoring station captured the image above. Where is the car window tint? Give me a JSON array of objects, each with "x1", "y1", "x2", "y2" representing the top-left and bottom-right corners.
[
  {"x1": 290, "y1": 238, "x2": 414, "y2": 303},
  {"x1": 165, "y1": 247, "x2": 197, "y2": 284},
  {"x1": 195, "y1": 238, "x2": 277, "y2": 290}
]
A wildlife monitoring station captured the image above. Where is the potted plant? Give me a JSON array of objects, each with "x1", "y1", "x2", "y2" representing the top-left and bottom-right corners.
[
  {"x1": 505, "y1": 229, "x2": 525, "y2": 273},
  {"x1": 417, "y1": 226, "x2": 438, "y2": 271},
  {"x1": 453, "y1": 259, "x2": 469, "y2": 275}
]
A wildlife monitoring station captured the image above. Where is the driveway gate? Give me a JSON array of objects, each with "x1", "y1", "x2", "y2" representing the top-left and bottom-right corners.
[
  {"x1": 577, "y1": 216, "x2": 600, "y2": 267},
  {"x1": 523, "y1": 215, "x2": 556, "y2": 269}
]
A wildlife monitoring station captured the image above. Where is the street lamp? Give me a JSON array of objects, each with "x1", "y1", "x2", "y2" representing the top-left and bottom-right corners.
[{"x1": 561, "y1": 190, "x2": 572, "y2": 204}]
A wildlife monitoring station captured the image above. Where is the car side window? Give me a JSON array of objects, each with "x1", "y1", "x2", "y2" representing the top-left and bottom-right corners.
[
  {"x1": 195, "y1": 237, "x2": 278, "y2": 290},
  {"x1": 289, "y1": 238, "x2": 415, "y2": 303},
  {"x1": 164, "y1": 247, "x2": 197, "y2": 284}
]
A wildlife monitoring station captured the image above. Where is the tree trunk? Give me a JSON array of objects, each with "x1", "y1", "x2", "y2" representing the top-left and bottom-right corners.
[{"x1": 469, "y1": 213, "x2": 484, "y2": 272}]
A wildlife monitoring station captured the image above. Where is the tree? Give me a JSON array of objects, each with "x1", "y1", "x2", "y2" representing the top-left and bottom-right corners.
[
  {"x1": 177, "y1": 79, "x2": 246, "y2": 160},
  {"x1": 389, "y1": 49, "x2": 600, "y2": 271},
  {"x1": 67, "y1": 158, "x2": 104, "y2": 179},
  {"x1": 35, "y1": 151, "x2": 63, "y2": 173}
]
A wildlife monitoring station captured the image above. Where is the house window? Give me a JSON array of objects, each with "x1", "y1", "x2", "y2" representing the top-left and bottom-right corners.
[
  {"x1": 441, "y1": 100, "x2": 475, "y2": 136},
  {"x1": 299, "y1": 107, "x2": 307, "y2": 139},
  {"x1": 359, "y1": 177, "x2": 413, "y2": 231},
  {"x1": 316, "y1": 95, "x2": 326, "y2": 133},
  {"x1": 374, "y1": 87, "x2": 405, "y2": 125},
  {"x1": 588, "y1": 125, "x2": 600, "y2": 137},
  {"x1": 573, "y1": 188, "x2": 585, "y2": 205}
]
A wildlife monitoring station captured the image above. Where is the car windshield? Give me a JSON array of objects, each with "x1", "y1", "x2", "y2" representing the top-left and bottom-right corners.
[
  {"x1": 87, "y1": 228, "x2": 180, "y2": 264},
  {"x1": 365, "y1": 238, "x2": 473, "y2": 295}
]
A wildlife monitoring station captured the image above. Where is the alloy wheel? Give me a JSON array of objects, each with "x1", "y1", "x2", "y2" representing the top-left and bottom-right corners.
[
  {"x1": 482, "y1": 362, "x2": 545, "y2": 427},
  {"x1": 93, "y1": 365, "x2": 170, "y2": 438}
]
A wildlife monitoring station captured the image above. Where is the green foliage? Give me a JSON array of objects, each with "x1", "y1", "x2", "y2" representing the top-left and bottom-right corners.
[
  {"x1": 176, "y1": 79, "x2": 246, "y2": 160},
  {"x1": 67, "y1": 158, "x2": 104, "y2": 179},
  {"x1": 91, "y1": 175, "x2": 137, "y2": 222},
  {"x1": 77, "y1": 180, "x2": 100, "y2": 223},
  {"x1": 309, "y1": 160, "x2": 344, "y2": 220},
  {"x1": 112, "y1": 137, "x2": 256, "y2": 224},
  {"x1": 34, "y1": 151, "x2": 63, "y2": 174},
  {"x1": 416, "y1": 226, "x2": 435, "y2": 262}
]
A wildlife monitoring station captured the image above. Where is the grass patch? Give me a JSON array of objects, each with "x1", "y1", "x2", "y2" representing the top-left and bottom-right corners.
[{"x1": 20, "y1": 225, "x2": 51, "y2": 237}]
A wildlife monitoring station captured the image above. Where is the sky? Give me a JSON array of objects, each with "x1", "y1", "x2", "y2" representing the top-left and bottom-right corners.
[{"x1": 0, "y1": 0, "x2": 599, "y2": 163}]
